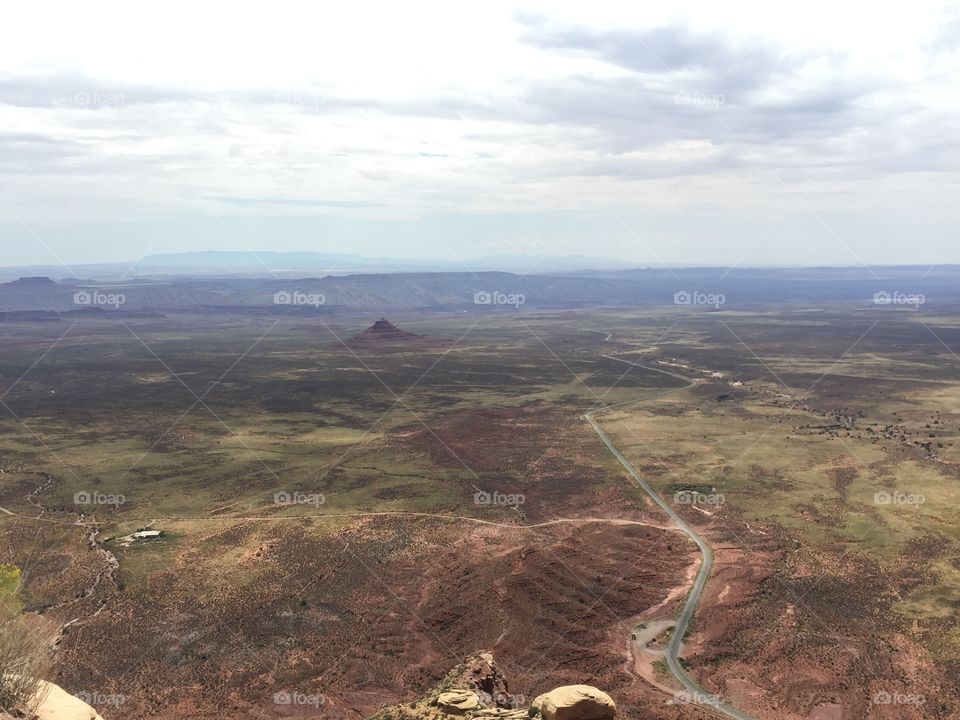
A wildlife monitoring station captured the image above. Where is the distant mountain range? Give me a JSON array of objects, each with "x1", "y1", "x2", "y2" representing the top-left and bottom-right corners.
[
  {"x1": 136, "y1": 250, "x2": 626, "y2": 274},
  {"x1": 2, "y1": 266, "x2": 960, "y2": 314},
  {"x1": 0, "y1": 252, "x2": 626, "y2": 281}
]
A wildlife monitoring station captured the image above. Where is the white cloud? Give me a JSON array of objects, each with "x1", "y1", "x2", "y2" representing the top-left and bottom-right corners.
[{"x1": 1, "y1": 0, "x2": 959, "y2": 267}]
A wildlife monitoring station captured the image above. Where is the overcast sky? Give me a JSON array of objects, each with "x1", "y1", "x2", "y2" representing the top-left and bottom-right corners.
[{"x1": 1, "y1": 0, "x2": 960, "y2": 269}]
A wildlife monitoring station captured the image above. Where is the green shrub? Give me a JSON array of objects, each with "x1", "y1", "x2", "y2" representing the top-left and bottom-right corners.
[{"x1": 0, "y1": 566, "x2": 50, "y2": 716}]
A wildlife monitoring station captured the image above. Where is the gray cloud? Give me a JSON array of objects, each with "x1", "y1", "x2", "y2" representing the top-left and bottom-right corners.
[
  {"x1": 519, "y1": 14, "x2": 787, "y2": 83},
  {"x1": 0, "y1": 131, "x2": 93, "y2": 173},
  {"x1": 0, "y1": 13, "x2": 956, "y2": 243},
  {"x1": 931, "y1": 6, "x2": 960, "y2": 51}
]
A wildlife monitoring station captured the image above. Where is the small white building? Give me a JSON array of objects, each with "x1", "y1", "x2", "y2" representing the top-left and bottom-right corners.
[{"x1": 131, "y1": 530, "x2": 162, "y2": 540}]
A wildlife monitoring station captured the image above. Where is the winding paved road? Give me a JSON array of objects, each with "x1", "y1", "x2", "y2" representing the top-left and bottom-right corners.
[{"x1": 585, "y1": 358, "x2": 756, "y2": 720}]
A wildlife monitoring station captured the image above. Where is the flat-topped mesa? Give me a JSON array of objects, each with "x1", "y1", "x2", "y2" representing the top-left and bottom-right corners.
[
  {"x1": 368, "y1": 318, "x2": 420, "y2": 338},
  {"x1": 350, "y1": 318, "x2": 421, "y2": 343},
  {"x1": 4, "y1": 276, "x2": 59, "y2": 288}
]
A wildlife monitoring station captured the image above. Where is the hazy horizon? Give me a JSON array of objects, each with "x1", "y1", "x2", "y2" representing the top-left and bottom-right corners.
[{"x1": 6, "y1": 247, "x2": 960, "y2": 277}]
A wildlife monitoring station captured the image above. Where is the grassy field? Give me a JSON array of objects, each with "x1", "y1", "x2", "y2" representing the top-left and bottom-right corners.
[
  {"x1": 596, "y1": 309, "x2": 960, "y2": 693},
  {"x1": 0, "y1": 314, "x2": 680, "y2": 525},
  {"x1": 0, "y1": 312, "x2": 686, "y2": 615},
  {"x1": 2, "y1": 306, "x2": 960, "y2": 718}
]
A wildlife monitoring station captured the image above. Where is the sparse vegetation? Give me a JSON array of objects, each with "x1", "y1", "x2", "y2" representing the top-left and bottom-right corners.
[
  {"x1": 0, "y1": 566, "x2": 50, "y2": 717},
  {"x1": 3, "y1": 307, "x2": 960, "y2": 717}
]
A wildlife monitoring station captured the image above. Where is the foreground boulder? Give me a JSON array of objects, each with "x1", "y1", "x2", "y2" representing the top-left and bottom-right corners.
[
  {"x1": 368, "y1": 653, "x2": 613, "y2": 720},
  {"x1": 437, "y1": 690, "x2": 481, "y2": 714},
  {"x1": 531, "y1": 685, "x2": 615, "y2": 720},
  {"x1": 31, "y1": 681, "x2": 104, "y2": 720}
]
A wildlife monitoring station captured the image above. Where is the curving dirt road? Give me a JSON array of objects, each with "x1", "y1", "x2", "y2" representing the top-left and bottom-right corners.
[{"x1": 586, "y1": 355, "x2": 756, "y2": 720}]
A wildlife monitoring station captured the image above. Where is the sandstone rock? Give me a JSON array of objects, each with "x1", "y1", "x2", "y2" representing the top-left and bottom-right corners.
[
  {"x1": 470, "y1": 709, "x2": 527, "y2": 719},
  {"x1": 531, "y1": 685, "x2": 615, "y2": 720},
  {"x1": 31, "y1": 681, "x2": 104, "y2": 720},
  {"x1": 368, "y1": 653, "x2": 613, "y2": 720},
  {"x1": 436, "y1": 690, "x2": 481, "y2": 714},
  {"x1": 459, "y1": 651, "x2": 515, "y2": 708}
]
